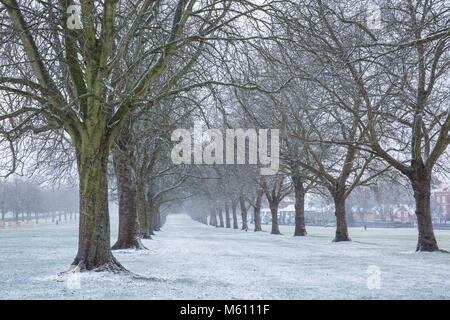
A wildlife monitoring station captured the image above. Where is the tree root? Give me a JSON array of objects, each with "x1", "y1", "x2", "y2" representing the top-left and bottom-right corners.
[
  {"x1": 69, "y1": 255, "x2": 127, "y2": 273},
  {"x1": 332, "y1": 236, "x2": 352, "y2": 242},
  {"x1": 111, "y1": 237, "x2": 148, "y2": 251}
]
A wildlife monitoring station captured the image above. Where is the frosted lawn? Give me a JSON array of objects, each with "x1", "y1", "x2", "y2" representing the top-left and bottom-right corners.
[{"x1": 0, "y1": 213, "x2": 449, "y2": 299}]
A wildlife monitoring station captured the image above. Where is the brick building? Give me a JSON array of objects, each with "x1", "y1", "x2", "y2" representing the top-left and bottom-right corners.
[
  {"x1": 431, "y1": 186, "x2": 450, "y2": 221},
  {"x1": 392, "y1": 205, "x2": 415, "y2": 223}
]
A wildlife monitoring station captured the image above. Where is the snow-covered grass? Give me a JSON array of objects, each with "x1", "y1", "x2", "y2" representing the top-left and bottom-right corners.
[{"x1": 0, "y1": 213, "x2": 449, "y2": 299}]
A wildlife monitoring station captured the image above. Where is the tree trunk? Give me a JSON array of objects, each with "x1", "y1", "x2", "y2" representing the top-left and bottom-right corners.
[
  {"x1": 269, "y1": 202, "x2": 281, "y2": 235},
  {"x1": 210, "y1": 213, "x2": 217, "y2": 226},
  {"x1": 239, "y1": 196, "x2": 248, "y2": 231},
  {"x1": 253, "y1": 191, "x2": 263, "y2": 232},
  {"x1": 225, "y1": 203, "x2": 231, "y2": 228},
  {"x1": 346, "y1": 202, "x2": 354, "y2": 226},
  {"x1": 35, "y1": 212, "x2": 38, "y2": 224},
  {"x1": 146, "y1": 188, "x2": 156, "y2": 236},
  {"x1": 153, "y1": 204, "x2": 161, "y2": 231},
  {"x1": 333, "y1": 193, "x2": 351, "y2": 242},
  {"x1": 218, "y1": 207, "x2": 224, "y2": 227},
  {"x1": 232, "y1": 201, "x2": 238, "y2": 229},
  {"x1": 71, "y1": 134, "x2": 123, "y2": 271},
  {"x1": 358, "y1": 211, "x2": 365, "y2": 224},
  {"x1": 160, "y1": 210, "x2": 167, "y2": 227},
  {"x1": 293, "y1": 175, "x2": 307, "y2": 236},
  {"x1": 137, "y1": 182, "x2": 151, "y2": 239},
  {"x1": 111, "y1": 148, "x2": 146, "y2": 250},
  {"x1": 388, "y1": 206, "x2": 394, "y2": 222},
  {"x1": 410, "y1": 172, "x2": 439, "y2": 251}
]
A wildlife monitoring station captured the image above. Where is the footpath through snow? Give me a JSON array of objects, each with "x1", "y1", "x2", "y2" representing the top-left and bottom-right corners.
[{"x1": 0, "y1": 213, "x2": 449, "y2": 299}]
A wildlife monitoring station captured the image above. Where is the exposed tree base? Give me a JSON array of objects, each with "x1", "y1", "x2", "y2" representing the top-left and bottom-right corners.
[
  {"x1": 254, "y1": 228, "x2": 262, "y2": 232},
  {"x1": 140, "y1": 232, "x2": 152, "y2": 240},
  {"x1": 294, "y1": 230, "x2": 307, "y2": 236},
  {"x1": 416, "y1": 239, "x2": 439, "y2": 252},
  {"x1": 271, "y1": 231, "x2": 282, "y2": 235},
  {"x1": 111, "y1": 238, "x2": 147, "y2": 250},
  {"x1": 70, "y1": 256, "x2": 126, "y2": 273},
  {"x1": 332, "y1": 234, "x2": 351, "y2": 242}
]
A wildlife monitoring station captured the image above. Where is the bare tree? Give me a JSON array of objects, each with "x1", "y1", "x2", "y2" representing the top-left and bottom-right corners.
[
  {"x1": 262, "y1": 175, "x2": 291, "y2": 235},
  {"x1": 277, "y1": 0, "x2": 449, "y2": 250}
]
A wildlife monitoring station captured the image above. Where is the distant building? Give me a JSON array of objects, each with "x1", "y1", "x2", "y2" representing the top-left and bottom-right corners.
[
  {"x1": 352, "y1": 211, "x2": 377, "y2": 223},
  {"x1": 261, "y1": 204, "x2": 296, "y2": 225},
  {"x1": 431, "y1": 187, "x2": 450, "y2": 221},
  {"x1": 261, "y1": 208, "x2": 271, "y2": 224},
  {"x1": 392, "y1": 205, "x2": 415, "y2": 223},
  {"x1": 279, "y1": 204, "x2": 296, "y2": 225}
]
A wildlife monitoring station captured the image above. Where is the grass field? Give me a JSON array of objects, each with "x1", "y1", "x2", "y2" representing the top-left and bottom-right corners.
[{"x1": 0, "y1": 213, "x2": 449, "y2": 299}]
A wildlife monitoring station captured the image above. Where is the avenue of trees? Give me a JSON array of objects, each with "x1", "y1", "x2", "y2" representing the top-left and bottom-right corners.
[{"x1": 0, "y1": 0, "x2": 448, "y2": 271}]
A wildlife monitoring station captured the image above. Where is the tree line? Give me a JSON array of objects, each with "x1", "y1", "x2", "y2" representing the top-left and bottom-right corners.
[{"x1": 0, "y1": 179, "x2": 78, "y2": 224}]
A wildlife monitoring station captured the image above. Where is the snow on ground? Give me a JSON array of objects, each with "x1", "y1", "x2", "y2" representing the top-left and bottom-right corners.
[{"x1": 0, "y1": 213, "x2": 449, "y2": 299}]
